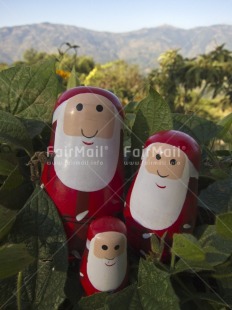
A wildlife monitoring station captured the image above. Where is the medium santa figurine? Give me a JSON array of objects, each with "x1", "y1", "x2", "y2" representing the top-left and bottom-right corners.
[
  {"x1": 124, "y1": 130, "x2": 201, "y2": 260},
  {"x1": 79, "y1": 216, "x2": 128, "y2": 296},
  {"x1": 41, "y1": 86, "x2": 124, "y2": 255}
]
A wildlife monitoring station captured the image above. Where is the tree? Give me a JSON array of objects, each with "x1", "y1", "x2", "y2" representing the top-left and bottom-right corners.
[
  {"x1": 84, "y1": 60, "x2": 145, "y2": 104},
  {"x1": 22, "y1": 48, "x2": 49, "y2": 64},
  {"x1": 148, "y1": 46, "x2": 232, "y2": 118},
  {"x1": 0, "y1": 63, "x2": 8, "y2": 71}
]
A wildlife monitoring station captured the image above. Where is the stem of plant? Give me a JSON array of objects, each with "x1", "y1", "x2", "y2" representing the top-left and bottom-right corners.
[
  {"x1": 170, "y1": 252, "x2": 176, "y2": 270},
  {"x1": 17, "y1": 271, "x2": 22, "y2": 310}
]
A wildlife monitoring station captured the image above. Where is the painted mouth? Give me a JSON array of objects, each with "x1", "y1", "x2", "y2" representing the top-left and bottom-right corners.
[
  {"x1": 105, "y1": 257, "x2": 116, "y2": 266},
  {"x1": 82, "y1": 141, "x2": 94, "y2": 145},
  {"x1": 156, "y1": 183, "x2": 166, "y2": 189},
  {"x1": 157, "y1": 170, "x2": 169, "y2": 178},
  {"x1": 105, "y1": 262, "x2": 116, "y2": 267},
  {"x1": 81, "y1": 129, "x2": 98, "y2": 139}
]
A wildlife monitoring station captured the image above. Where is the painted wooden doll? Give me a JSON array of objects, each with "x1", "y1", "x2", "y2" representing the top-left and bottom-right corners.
[
  {"x1": 124, "y1": 130, "x2": 201, "y2": 259},
  {"x1": 80, "y1": 216, "x2": 128, "y2": 296},
  {"x1": 41, "y1": 86, "x2": 124, "y2": 255}
]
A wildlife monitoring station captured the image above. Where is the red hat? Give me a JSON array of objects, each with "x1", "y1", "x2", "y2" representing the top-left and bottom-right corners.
[
  {"x1": 54, "y1": 86, "x2": 124, "y2": 119},
  {"x1": 87, "y1": 216, "x2": 127, "y2": 243},
  {"x1": 144, "y1": 130, "x2": 201, "y2": 172}
]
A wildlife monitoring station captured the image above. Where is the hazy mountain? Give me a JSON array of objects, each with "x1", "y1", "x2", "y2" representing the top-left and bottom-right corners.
[{"x1": 1, "y1": 23, "x2": 232, "y2": 72}]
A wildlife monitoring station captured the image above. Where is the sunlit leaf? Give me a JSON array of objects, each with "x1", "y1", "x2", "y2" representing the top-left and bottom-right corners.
[
  {"x1": 138, "y1": 259, "x2": 180, "y2": 310},
  {"x1": 172, "y1": 234, "x2": 205, "y2": 262},
  {"x1": 131, "y1": 87, "x2": 173, "y2": 159},
  {"x1": 67, "y1": 65, "x2": 80, "y2": 89},
  {"x1": 0, "y1": 59, "x2": 60, "y2": 122},
  {"x1": 216, "y1": 212, "x2": 232, "y2": 239}
]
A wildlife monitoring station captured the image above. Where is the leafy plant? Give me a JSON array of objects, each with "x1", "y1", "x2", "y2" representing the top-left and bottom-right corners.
[{"x1": 0, "y1": 55, "x2": 231, "y2": 310}]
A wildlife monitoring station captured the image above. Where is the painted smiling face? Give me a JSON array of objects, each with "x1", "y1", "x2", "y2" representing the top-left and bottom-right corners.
[
  {"x1": 63, "y1": 93, "x2": 116, "y2": 142},
  {"x1": 130, "y1": 142, "x2": 197, "y2": 230},
  {"x1": 145, "y1": 143, "x2": 186, "y2": 182},
  {"x1": 52, "y1": 90, "x2": 122, "y2": 191},
  {"x1": 87, "y1": 231, "x2": 127, "y2": 291}
]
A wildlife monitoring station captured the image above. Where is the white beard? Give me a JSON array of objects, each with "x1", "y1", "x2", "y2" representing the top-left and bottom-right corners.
[
  {"x1": 87, "y1": 241, "x2": 127, "y2": 291},
  {"x1": 53, "y1": 102, "x2": 121, "y2": 191},
  {"x1": 130, "y1": 154, "x2": 190, "y2": 230}
]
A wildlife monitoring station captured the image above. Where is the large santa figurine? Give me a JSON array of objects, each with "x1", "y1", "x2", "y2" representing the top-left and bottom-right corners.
[
  {"x1": 41, "y1": 86, "x2": 124, "y2": 255},
  {"x1": 79, "y1": 216, "x2": 128, "y2": 296},
  {"x1": 124, "y1": 130, "x2": 201, "y2": 260}
]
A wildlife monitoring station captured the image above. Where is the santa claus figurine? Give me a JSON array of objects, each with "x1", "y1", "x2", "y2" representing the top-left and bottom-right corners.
[
  {"x1": 41, "y1": 86, "x2": 124, "y2": 256},
  {"x1": 79, "y1": 216, "x2": 128, "y2": 296},
  {"x1": 124, "y1": 130, "x2": 201, "y2": 260}
]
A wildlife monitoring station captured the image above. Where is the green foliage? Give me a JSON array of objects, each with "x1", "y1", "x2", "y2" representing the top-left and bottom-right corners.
[
  {"x1": 84, "y1": 60, "x2": 145, "y2": 104},
  {"x1": 9, "y1": 186, "x2": 68, "y2": 309},
  {"x1": 0, "y1": 58, "x2": 61, "y2": 122},
  {"x1": 0, "y1": 110, "x2": 33, "y2": 155},
  {"x1": 0, "y1": 47, "x2": 232, "y2": 310},
  {"x1": 0, "y1": 244, "x2": 34, "y2": 280},
  {"x1": 131, "y1": 87, "x2": 173, "y2": 162},
  {"x1": 67, "y1": 65, "x2": 81, "y2": 89},
  {"x1": 0, "y1": 205, "x2": 16, "y2": 240},
  {"x1": 148, "y1": 45, "x2": 232, "y2": 119}
]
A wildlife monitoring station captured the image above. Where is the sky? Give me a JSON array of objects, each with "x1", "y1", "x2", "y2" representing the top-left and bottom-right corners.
[{"x1": 0, "y1": 0, "x2": 232, "y2": 32}]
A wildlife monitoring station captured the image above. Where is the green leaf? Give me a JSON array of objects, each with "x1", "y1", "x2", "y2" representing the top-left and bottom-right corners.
[
  {"x1": 197, "y1": 292, "x2": 232, "y2": 308},
  {"x1": 131, "y1": 88, "x2": 173, "y2": 158},
  {"x1": 0, "y1": 159, "x2": 16, "y2": 176},
  {"x1": 124, "y1": 101, "x2": 139, "y2": 114},
  {"x1": 0, "y1": 59, "x2": 60, "y2": 122},
  {"x1": 198, "y1": 225, "x2": 232, "y2": 266},
  {"x1": 213, "y1": 260, "x2": 232, "y2": 304},
  {"x1": 217, "y1": 112, "x2": 232, "y2": 142},
  {"x1": 21, "y1": 118, "x2": 47, "y2": 139},
  {"x1": 0, "y1": 181, "x2": 33, "y2": 210},
  {"x1": 138, "y1": 259, "x2": 180, "y2": 310},
  {"x1": 78, "y1": 292, "x2": 108, "y2": 310},
  {"x1": 0, "y1": 275, "x2": 17, "y2": 309},
  {"x1": 198, "y1": 177, "x2": 232, "y2": 214},
  {"x1": 67, "y1": 65, "x2": 80, "y2": 89},
  {"x1": 173, "y1": 258, "x2": 213, "y2": 273},
  {"x1": 0, "y1": 244, "x2": 34, "y2": 280},
  {"x1": 10, "y1": 186, "x2": 68, "y2": 309},
  {"x1": 0, "y1": 111, "x2": 33, "y2": 154},
  {"x1": 210, "y1": 168, "x2": 229, "y2": 180},
  {"x1": 0, "y1": 165, "x2": 24, "y2": 191},
  {"x1": 106, "y1": 283, "x2": 140, "y2": 310},
  {"x1": 0, "y1": 205, "x2": 16, "y2": 240},
  {"x1": 173, "y1": 113, "x2": 220, "y2": 145},
  {"x1": 172, "y1": 234, "x2": 205, "y2": 262},
  {"x1": 216, "y1": 212, "x2": 232, "y2": 239}
]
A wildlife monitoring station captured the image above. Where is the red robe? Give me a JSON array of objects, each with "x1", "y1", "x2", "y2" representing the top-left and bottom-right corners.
[{"x1": 41, "y1": 124, "x2": 124, "y2": 255}]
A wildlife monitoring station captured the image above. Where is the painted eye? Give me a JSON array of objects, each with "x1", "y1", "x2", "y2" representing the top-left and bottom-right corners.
[
  {"x1": 96, "y1": 104, "x2": 103, "y2": 112},
  {"x1": 102, "y1": 245, "x2": 108, "y2": 250},
  {"x1": 170, "y1": 159, "x2": 177, "y2": 165},
  {"x1": 156, "y1": 154, "x2": 161, "y2": 160},
  {"x1": 114, "y1": 245, "x2": 120, "y2": 250},
  {"x1": 76, "y1": 103, "x2": 83, "y2": 111}
]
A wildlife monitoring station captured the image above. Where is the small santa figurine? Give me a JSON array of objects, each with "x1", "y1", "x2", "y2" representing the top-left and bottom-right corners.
[
  {"x1": 41, "y1": 87, "x2": 124, "y2": 255},
  {"x1": 79, "y1": 216, "x2": 128, "y2": 296},
  {"x1": 124, "y1": 130, "x2": 201, "y2": 260}
]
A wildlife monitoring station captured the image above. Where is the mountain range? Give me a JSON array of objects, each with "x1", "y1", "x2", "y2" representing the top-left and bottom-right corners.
[{"x1": 1, "y1": 23, "x2": 232, "y2": 72}]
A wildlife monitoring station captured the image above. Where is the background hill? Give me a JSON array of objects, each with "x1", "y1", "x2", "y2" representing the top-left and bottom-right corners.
[{"x1": 1, "y1": 23, "x2": 232, "y2": 72}]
